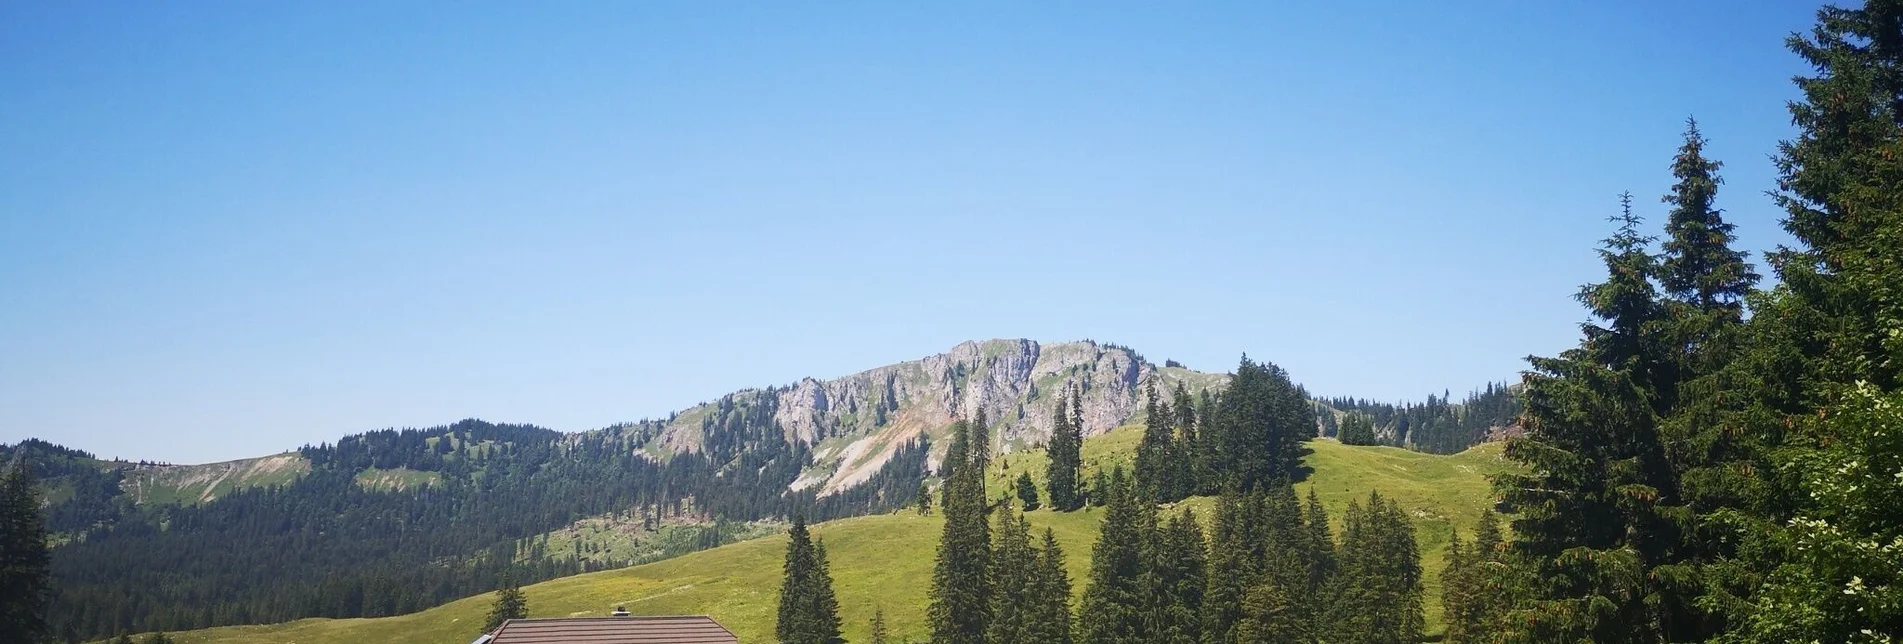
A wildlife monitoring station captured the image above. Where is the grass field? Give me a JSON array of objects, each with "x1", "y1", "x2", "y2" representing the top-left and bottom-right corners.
[{"x1": 138, "y1": 435, "x2": 1512, "y2": 644}]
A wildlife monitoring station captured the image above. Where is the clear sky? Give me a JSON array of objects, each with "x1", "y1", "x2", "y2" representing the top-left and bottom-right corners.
[{"x1": 1, "y1": 1, "x2": 1822, "y2": 463}]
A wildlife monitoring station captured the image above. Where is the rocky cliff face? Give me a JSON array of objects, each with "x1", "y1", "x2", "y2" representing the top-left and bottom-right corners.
[{"x1": 640, "y1": 339, "x2": 1228, "y2": 495}]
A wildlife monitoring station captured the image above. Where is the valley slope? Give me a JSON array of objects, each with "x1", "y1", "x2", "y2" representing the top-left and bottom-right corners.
[{"x1": 138, "y1": 435, "x2": 1514, "y2": 644}]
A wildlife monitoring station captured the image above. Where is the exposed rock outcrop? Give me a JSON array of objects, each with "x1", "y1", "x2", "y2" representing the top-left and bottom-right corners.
[{"x1": 636, "y1": 339, "x2": 1229, "y2": 496}]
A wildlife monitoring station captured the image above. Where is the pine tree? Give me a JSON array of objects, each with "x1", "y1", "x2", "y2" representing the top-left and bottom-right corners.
[
  {"x1": 0, "y1": 462, "x2": 50, "y2": 644},
  {"x1": 1659, "y1": 117, "x2": 1756, "y2": 315},
  {"x1": 1046, "y1": 389, "x2": 1085, "y2": 512},
  {"x1": 1235, "y1": 579, "x2": 1303, "y2": 644},
  {"x1": 776, "y1": 516, "x2": 844, "y2": 644},
  {"x1": 1720, "y1": 3, "x2": 1903, "y2": 639},
  {"x1": 1442, "y1": 510, "x2": 1516, "y2": 643},
  {"x1": 1135, "y1": 379, "x2": 1174, "y2": 501},
  {"x1": 917, "y1": 482, "x2": 933, "y2": 516},
  {"x1": 930, "y1": 419, "x2": 991, "y2": 644},
  {"x1": 1147, "y1": 509, "x2": 1206, "y2": 644},
  {"x1": 1496, "y1": 194, "x2": 1685, "y2": 641},
  {"x1": 1079, "y1": 468, "x2": 1147, "y2": 644},
  {"x1": 1209, "y1": 356, "x2": 1314, "y2": 492},
  {"x1": 1170, "y1": 383, "x2": 1201, "y2": 501},
  {"x1": 1015, "y1": 472, "x2": 1040, "y2": 511},
  {"x1": 1322, "y1": 492, "x2": 1422, "y2": 644},
  {"x1": 1027, "y1": 528, "x2": 1075, "y2": 644},
  {"x1": 869, "y1": 607, "x2": 890, "y2": 644},
  {"x1": 1200, "y1": 489, "x2": 1254, "y2": 644},
  {"x1": 985, "y1": 507, "x2": 1036, "y2": 643},
  {"x1": 479, "y1": 573, "x2": 528, "y2": 634},
  {"x1": 1087, "y1": 470, "x2": 1109, "y2": 508}
]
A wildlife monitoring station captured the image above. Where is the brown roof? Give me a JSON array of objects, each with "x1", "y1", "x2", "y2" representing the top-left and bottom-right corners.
[{"x1": 486, "y1": 616, "x2": 738, "y2": 644}]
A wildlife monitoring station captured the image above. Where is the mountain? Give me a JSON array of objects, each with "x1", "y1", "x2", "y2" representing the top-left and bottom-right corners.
[
  {"x1": 130, "y1": 436, "x2": 1517, "y2": 644},
  {"x1": 5, "y1": 338, "x2": 1508, "y2": 642}
]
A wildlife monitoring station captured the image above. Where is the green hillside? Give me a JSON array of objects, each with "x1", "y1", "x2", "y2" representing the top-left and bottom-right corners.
[{"x1": 134, "y1": 435, "x2": 1511, "y2": 644}]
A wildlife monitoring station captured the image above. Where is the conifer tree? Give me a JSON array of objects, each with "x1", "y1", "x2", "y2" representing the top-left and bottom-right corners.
[
  {"x1": 1497, "y1": 194, "x2": 1689, "y2": 641},
  {"x1": 776, "y1": 516, "x2": 844, "y2": 644},
  {"x1": 1135, "y1": 380, "x2": 1174, "y2": 501},
  {"x1": 929, "y1": 419, "x2": 991, "y2": 644},
  {"x1": 1442, "y1": 510, "x2": 1515, "y2": 643},
  {"x1": 0, "y1": 462, "x2": 50, "y2": 644},
  {"x1": 1720, "y1": 3, "x2": 1903, "y2": 639},
  {"x1": 1087, "y1": 470, "x2": 1109, "y2": 508},
  {"x1": 479, "y1": 573, "x2": 528, "y2": 634},
  {"x1": 1200, "y1": 489, "x2": 1254, "y2": 644},
  {"x1": 1079, "y1": 468, "x2": 1147, "y2": 644},
  {"x1": 1170, "y1": 383, "x2": 1202, "y2": 500},
  {"x1": 869, "y1": 607, "x2": 890, "y2": 644},
  {"x1": 1146, "y1": 509, "x2": 1206, "y2": 644},
  {"x1": 1015, "y1": 471, "x2": 1040, "y2": 511},
  {"x1": 1323, "y1": 492, "x2": 1422, "y2": 644},
  {"x1": 1027, "y1": 528, "x2": 1075, "y2": 644},
  {"x1": 917, "y1": 482, "x2": 933, "y2": 516},
  {"x1": 1046, "y1": 389, "x2": 1085, "y2": 512},
  {"x1": 1235, "y1": 579, "x2": 1303, "y2": 644},
  {"x1": 1209, "y1": 356, "x2": 1314, "y2": 492},
  {"x1": 985, "y1": 507, "x2": 1036, "y2": 644}
]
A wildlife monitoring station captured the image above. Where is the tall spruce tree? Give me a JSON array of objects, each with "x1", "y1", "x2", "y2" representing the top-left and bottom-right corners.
[
  {"x1": 1724, "y1": 3, "x2": 1903, "y2": 640},
  {"x1": 1209, "y1": 356, "x2": 1314, "y2": 492},
  {"x1": 1441, "y1": 510, "x2": 1517, "y2": 643},
  {"x1": 1015, "y1": 471, "x2": 1040, "y2": 511},
  {"x1": 1079, "y1": 468, "x2": 1147, "y2": 644},
  {"x1": 1170, "y1": 383, "x2": 1202, "y2": 501},
  {"x1": 1027, "y1": 528, "x2": 1076, "y2": 644},
  {"x1": 985, "y1": 507, "x2": 1037, "y2": 644},
  {"x1": 479, "y1": 573, "x2": 528, "y2": 634},
  {"x1": 1200, "y1": 489, "x2": 1255, "y2": 644},
  {"x1": 929, "y1": 420, "x2": 991, "y2": 644},
  {"x1": 1135, "y1": 380, "x2": 1175, "y2": 501},
  {"x1": 1046, "y1": 389, "x2": 1085, "y2": 512},
  {"x1": 1496, "y1": 194, "x2": 1686, "y2": 641},
  {"x1": 776, "y1": 516, "x2": 844, "y2": 644},
  {"x1": 0, "y1": 462, "x2": 50, "y2": 644},
  {"x1": 1323, "y1": 492, "x2": 1422, "y2": 644},
  {"x1": 1146, "y1": 509, "x2": 1206, "y2": 644}
]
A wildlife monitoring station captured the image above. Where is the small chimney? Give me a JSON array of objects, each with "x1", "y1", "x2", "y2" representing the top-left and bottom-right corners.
[{"x1": 611, "y1": 606, "x2": 630, "y2": 617}]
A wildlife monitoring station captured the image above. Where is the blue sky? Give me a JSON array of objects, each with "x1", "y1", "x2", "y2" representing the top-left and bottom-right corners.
[{"x1": 1, "y1": 1, "x2": 1821, "y2": 463}]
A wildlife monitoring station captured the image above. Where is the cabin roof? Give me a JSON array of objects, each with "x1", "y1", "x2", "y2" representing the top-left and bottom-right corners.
[{"x1": 484, "y1": 615, "x2": 738, "y2": 644}]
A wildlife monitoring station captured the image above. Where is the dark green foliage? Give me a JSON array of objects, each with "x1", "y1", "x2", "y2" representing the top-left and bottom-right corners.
[
  {"x1": 1720, "y1": 5, "x2": 1903, "y2": 638},
  {"x1": 1441, "y1": 511, "x2": 1518, "y2": 643},
  {"x1": 138, "y1": 634, "x2": 171, "y2": 644},
  {"x1": 1079, "y1": 468, "x2": 1147, "y2": 644},
  {"x1": 1200, "y1": 490, "x2": 1254, "y2": 644},
  {"x1": 1207, "y1": 356, "x2": 1314, "y2": 492},
  {"x1": 1087, "y1": 471, "x2": 1109, "y2": 508},
  {"x1": 1134, "y1": 380, "x2": 1177, "y2": 501},
  {"x1": 776, "y1": 516, "x2": 844, "y2": 644},
  {"x1": 1145, "y1": 509, "x2": 1205, "y2": 644},
  {"x1": 1336, "y1": 412, "x2": 1378, "y2": 446},
  {"x1": 479, "y1": 574, "x2": 528, "y2": 635},
  {"x1": 1015, "y1": 472, "x2": 1040, "y2": 512},
  {"x1": 869, "y1": 607, "x2": 890, "y2": 644},
  {"x1": 1659, "y1": 118, "x2": 1757, "y2": 313},
  {"x1": 918, "y1": 482, "x2": 933, "y2": 515},
  {"x1": 985, "y1": 507, "x2": 1036, "y2": 644},
  {"x1": 929, "y1": 420, "x2": 991, "y2": 644},
  {"x1": 28, "y1": 403, "x2": 932, "y2": 640},
  {"x1": 1323, "y1": 492, "x2": 1422, "y2": 643},
  {"x1": 1170, "y1": 384, "x2": 1205, "y2": 501},
  {"x1": 1027, "y1": 529, "x2": 1075, "y2": 644},
  {"x1": 0, "y1": 462, "x2": 51, "y2": 644},
  {"x1": 1235, "y1": 580, "x2": 1302, "y2": 644},
  {"x1": 1046, "y1": 388, "x2": 1085, "y2": 512},
  {"x1": 1323, "y1": 382, "x2": 1522, "y2": 454},
  {"x1": 1496, "y1": 195, "x2": 1688, "y2": 641}
]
